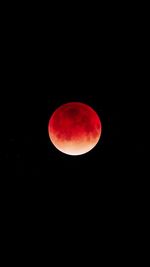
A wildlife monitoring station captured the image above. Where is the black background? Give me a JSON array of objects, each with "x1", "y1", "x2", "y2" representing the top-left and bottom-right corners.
[{"x1": 1, "y1": 4, "x2": 146, "y2": 262}]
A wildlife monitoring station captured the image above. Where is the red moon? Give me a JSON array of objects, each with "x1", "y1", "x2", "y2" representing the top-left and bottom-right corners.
[{"x1": 48, "y1": 102, "x2": 102, "y2": 156}]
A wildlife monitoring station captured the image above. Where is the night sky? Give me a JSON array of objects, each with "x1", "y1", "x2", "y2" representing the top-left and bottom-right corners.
[
  {"x1": 1, "y1": 5, "x2": 146, "y2": 260},
  {"x1": 2, "y1": 9, "x2": 145, "y2": 198}
]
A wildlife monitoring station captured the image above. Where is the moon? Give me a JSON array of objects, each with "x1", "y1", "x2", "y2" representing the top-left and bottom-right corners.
[{"x1": 48, "y1": 102, "x2": 102, "y2": 156}]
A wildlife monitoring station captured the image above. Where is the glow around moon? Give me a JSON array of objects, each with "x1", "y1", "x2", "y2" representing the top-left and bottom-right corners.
[{"x1": 48, "y1": 102, "x2": 102, "y2": 156}]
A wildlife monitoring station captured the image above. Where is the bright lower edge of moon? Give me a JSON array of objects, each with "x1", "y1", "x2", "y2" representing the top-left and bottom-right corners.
[
  {"x1": 49, "y1": 134, "x2": 101, "y2": 156},
  {"x1": 48, "y1": 102, "x2": 102, "y2": 156}
]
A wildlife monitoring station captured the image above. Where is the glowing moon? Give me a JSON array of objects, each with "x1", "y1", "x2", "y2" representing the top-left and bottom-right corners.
[{"x1": 48, "y1": 102, "x2": 102, "y2": 156}]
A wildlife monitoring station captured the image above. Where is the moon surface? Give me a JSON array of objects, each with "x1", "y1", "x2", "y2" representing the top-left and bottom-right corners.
[{"x1": 48, "y1": 102, "x2": 102, "y2": 156}]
